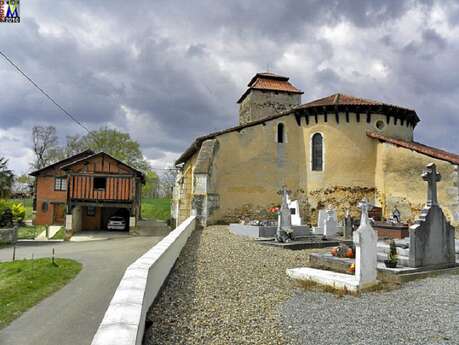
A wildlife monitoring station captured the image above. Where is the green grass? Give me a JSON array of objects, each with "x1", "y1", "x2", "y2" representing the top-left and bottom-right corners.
[
  {"x1": 21, "y1": 198, "x2": 33, "y2": 220},
  {"x1": 51, "y1": 227, "x2": 65, "y2": 240},
  {"x1": 0, "y1": 258, "x2": 82, "y2": 329},
  {"x1": 141, "y1": 198, "x2": 171, "y2": 221},
  {"x1": 17, "y1": 225, "x2": 44, "y2": 240}
]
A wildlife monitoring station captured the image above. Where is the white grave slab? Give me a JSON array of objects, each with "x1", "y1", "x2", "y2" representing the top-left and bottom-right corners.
[
  {"x1": 287, "y1": 199, "x2": 379, "y2": 292},
  {"x1": 288, "y1": 200, "x2": 301, "y2": 226}
]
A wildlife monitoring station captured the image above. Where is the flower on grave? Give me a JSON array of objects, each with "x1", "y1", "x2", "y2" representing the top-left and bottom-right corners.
[
  {"x1": 269, "y1": 206, "x2": 280, "y2": 214},
  {"x1": 348, "y1": 263, "x2": 355, "y2": 273}
]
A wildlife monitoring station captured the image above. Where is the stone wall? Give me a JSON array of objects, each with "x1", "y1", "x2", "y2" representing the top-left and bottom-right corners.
[
  {"x1": 207, "y1": 112, "x2": 413, "y2": 224},
  {"x1": 0, "y1": 227, "x2": 17, "y2": 244},
  {"x1": 91, "y1": 216, "x2": 196, "y2": 345},
  {"x1": 239, "y1": 90, "x2": 300, "y2": 125},
  {"x1": 375, "y1": 142, "x2": 458, "y2": 225},
  {"x1": 177, "y1": 109, "x2": 458, "y2": 227}
]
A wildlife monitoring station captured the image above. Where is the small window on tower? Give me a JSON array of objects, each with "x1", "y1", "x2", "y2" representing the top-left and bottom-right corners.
[
  {"x1": 93, "y1": 177, "x2": 107, "y2": 190},
  {"x1": 277, "y1": 123, "x2": 284, "y2": 143}
]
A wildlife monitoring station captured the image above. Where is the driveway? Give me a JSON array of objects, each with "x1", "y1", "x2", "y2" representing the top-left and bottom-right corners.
[{"x1": 0, "y1": 234, "x2": 164, "y2": 345}]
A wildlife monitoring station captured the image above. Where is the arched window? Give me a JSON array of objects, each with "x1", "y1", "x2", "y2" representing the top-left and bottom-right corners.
[
  {"x1": 312, "y1": 133, "x2": 323, "y2": 171},
  {"x1": 277, "y1": 123, "x2": 284, "y2": 143}
]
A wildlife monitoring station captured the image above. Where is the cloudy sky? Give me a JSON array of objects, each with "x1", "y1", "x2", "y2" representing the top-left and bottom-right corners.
[{"x1": 1, "y1": 0, "x2": 459, "y2": 174}]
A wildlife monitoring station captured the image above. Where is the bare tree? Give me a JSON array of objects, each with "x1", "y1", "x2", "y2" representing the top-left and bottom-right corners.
[
  {"x1": 31, "y1": 126, "x2": 62, "y2": 170},
  {"x1": 159, "y1": 167, "x2": 178, "y2": 198}
]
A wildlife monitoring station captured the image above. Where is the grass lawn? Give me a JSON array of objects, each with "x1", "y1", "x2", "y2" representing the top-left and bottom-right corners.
[
  {"x1": 21, "y1": 198, "x2": 33, "y2": 220},
  {"x1": 17, "y1": 225, "x2": 44, "y2": 240},
  {"x1": 51, "y1": 227, "x2": 65, "y2": 240},
  {"x1": 142, "y1": 198, "x2": 171, "y2": 221},
  {"x1": 0, "y1": 258, "x2": 82, "y2": 329}
]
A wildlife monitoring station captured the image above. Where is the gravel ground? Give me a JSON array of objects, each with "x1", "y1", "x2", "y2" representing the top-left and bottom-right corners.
[
  {"x1": 280, "y1": 274, "x2": 459, "y2": 345},
  {"x1": 144, "y1": 225, "x2": 319, "y2": 345},
  {"x1": 144, "y1": 225, "x2": 459, "y2": 345}
]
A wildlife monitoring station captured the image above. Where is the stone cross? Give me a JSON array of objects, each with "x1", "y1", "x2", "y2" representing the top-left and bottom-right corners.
[
  {"x1": 358, "y1": 198, "x2": 372, "y2": 226},
  {"x1": 354, "y1": 198, "x2": 378, "y2": 286},
  {"x1": 422, "y1": 163, "x2": 441, "y2": 207}
]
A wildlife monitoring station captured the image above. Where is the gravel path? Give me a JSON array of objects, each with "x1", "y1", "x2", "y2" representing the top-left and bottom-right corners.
[
  {"x1": 144, "y1": 225, "x2": 319, "y2": 345},
  {"x1": 280, "y1": 274, "x2": 459, "y2": 345}
]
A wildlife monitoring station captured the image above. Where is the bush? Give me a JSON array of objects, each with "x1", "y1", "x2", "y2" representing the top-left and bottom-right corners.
[
  {"x1": 11, "y1": 203, "x2": 25, "y2": 223},
  {"x1": 388, "y1": 239, "x2": 398, "y2": 264},
  {"x1": 0, "y1": 199, "x2": 26, "y2": 226}
]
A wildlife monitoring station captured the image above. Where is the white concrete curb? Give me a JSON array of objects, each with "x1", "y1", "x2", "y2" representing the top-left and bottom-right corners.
[{"x1": 91, "y1": 216, "x2": 196, "y2": 345}]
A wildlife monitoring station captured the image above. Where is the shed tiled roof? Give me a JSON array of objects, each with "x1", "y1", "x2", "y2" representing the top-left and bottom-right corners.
[
  {"x1": 61, "y1": 151, "x2": 145, "y2": 181},
  {"x1": 237, "y1": 72, "x2": 303, "y2": 103},
  {"x1": 29, "y1": 149, "x2": 94, "y2": 176},
  {"x1": 367, "y1": 131, "x2": 459, "y2": 165}
]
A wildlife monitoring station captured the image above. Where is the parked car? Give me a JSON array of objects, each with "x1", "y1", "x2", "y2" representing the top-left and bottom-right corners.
[{"x1": 107, "y1": 216, "x2": 127, "y2": 230}]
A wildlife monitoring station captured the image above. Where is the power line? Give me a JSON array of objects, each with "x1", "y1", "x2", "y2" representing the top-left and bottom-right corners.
[
  {"x1": 0, "y1": 50, "x2": 177, "y2": 169},
  {"x1": 0, "y1": 50, "x2": 92, "y2": 135}
]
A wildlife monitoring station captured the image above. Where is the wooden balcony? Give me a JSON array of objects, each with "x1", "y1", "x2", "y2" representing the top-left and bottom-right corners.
[{"x1": 68, "y1": 174, "x2": 135, "y2": 202}]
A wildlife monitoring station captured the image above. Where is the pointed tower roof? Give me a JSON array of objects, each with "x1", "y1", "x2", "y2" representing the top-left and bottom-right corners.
[{"x1": 237, "y1": 72, "x2": 303, "y2": 103}]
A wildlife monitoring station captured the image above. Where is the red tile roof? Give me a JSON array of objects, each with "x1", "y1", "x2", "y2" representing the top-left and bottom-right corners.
[
  {"x1": 29, "y1": 149, "x2": 95, "y2": 176},
  {"x1": 237, "y1": 72, "x2": 303, "y2": 103},
  {"x1": 247, "y1": 72, "x2": 289, "y2": 86},
  {"x1": 299, "y1": 93, "x2": 414, "y2": 111},
  {"x1": 367, "y1": 131, "x2": 459, "y2": 165}
]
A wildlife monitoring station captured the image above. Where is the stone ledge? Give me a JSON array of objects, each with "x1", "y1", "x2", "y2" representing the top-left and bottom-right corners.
[
  {"x1": 91, "y1": 216, "x2": 196, "y2": 345},
  {"x1": 287, "y1": 267, "x2": 379, "y2": 292}
]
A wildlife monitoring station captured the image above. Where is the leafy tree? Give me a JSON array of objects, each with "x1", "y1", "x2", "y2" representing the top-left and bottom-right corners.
[
  {"x1": 63, "y1": 127, "x2": 150, "y2": 172},
  {"x1": 0, "y1": 157, "x2": 13, "y2": 198},
  {"x1": 143, "y1": 170, "x2": 159, "y2": 198},
  {"x1": 31, "y1": 126, "x2": 62, "y2": 170},
  {"x1": 15, "y1": 174, "x2": 33, "y2": 184}
]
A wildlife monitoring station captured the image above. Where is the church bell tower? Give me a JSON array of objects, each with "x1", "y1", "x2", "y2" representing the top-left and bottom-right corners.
[{"x1": 237, "y1": 72, "x2": 303, "y2": 125}]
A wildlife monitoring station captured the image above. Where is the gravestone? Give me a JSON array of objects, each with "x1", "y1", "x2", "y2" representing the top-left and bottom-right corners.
[
  {"x1": 276, "y1": 186, "x2": 294, "y2": 243},
  {"x1": 353, "y1": 198, "x2": 378, "y2": 286},
  {"x1": 323, "y1": 208, "x2": 338, "y2": 237},
  {"x1": 343, "y1": 209, "x2": 353, "y2": 239},
  {"x1": 286, "y1": 198, "x2": 379, "y2": 291},
  {"x1": 408, "y1": 163, "x2": 456, "y2": 268},
  {"x1": 288, "y1": 199, "x2": 302, "y2": 226},
  {"x1": 313, "y1": 207, "x2": 337, "y2": 235}
]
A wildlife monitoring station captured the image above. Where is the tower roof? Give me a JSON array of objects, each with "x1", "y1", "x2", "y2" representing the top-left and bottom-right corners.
[{"x1": 237, "y1": 72, "x2": 303, "y2": 103}]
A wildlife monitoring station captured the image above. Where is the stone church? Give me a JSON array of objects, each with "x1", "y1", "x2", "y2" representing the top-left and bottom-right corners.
[{"x1": 172, "y1": 72, "x2": 459, "y2": 227}]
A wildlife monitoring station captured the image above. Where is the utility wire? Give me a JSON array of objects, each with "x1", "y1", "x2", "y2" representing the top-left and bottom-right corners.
[
  {"x1": 0, "y1": 50, "x2": 92, "y2": 135},
  {"x1": 0, "y1": 50, "x2": 177, "y2": 169}
]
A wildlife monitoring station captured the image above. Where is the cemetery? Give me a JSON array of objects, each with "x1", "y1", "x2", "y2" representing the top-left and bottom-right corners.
[{"x1": 139, "y1": 162, "x2": 459, "y2": 344}]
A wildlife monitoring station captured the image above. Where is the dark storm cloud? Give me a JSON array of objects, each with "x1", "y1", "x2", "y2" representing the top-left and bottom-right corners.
[{"x1": 0, "y1": 0, "x2": 458, "y2": 173}]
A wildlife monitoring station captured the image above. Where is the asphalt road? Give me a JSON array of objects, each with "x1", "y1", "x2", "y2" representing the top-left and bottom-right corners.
[{"x1": 0, "y1": 235, "x2": 164, "y2": 345}]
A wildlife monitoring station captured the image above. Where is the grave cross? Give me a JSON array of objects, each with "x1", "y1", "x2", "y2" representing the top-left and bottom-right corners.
[
  {"x1": 422, "y1": 163, "x2": 441, "y2": 207},
  {"x1": 358, "y1": 198, "x2": 373, "y2": 226}
]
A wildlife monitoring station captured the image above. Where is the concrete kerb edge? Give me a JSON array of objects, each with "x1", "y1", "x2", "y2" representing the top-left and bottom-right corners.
[{"x1": 91, "y1": 216, "x2": 196, "y2": 345}]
